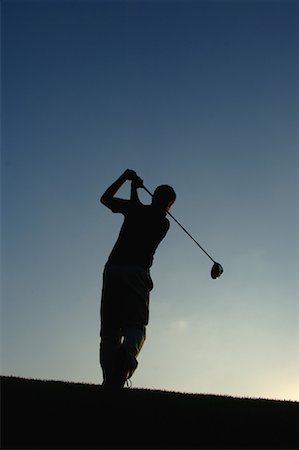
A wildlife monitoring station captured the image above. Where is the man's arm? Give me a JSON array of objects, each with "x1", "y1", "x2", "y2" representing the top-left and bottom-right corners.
[
  {"x1": 130, "y1": 175, "x2": 144, "y2": 203},
  {"x1": 100, "y1": 169, "x2": 142, "y2": 212}
]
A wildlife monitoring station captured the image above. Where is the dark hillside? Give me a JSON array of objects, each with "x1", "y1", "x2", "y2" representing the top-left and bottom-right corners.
[{"x1": 1, "y1": 376, "x2": 298, "y2": 449}]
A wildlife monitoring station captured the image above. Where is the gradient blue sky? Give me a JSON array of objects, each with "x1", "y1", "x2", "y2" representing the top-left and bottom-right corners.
[{"x1": 2, "y1": 0, "x2": 298, "y2": 401}]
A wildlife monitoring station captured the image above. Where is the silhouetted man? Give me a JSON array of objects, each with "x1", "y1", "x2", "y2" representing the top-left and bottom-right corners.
[{"x1": 99, "y1": 169, "x2": 176, "y2": 388}]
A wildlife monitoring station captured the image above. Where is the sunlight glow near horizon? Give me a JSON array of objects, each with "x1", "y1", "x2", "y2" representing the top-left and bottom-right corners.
[{"x1": 2, "y1": 0, "x2": 298, "y2": 401}]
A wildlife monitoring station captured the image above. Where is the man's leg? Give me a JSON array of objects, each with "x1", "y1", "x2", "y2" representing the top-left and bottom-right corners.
[
  {"x1": 120, "y1": 325, "x2": 146, "y2": 380},
  {"x1": 100, "y1": 332, "x2": 122, "y2": 387},
  {"x1": 100, "y1": 327, "x2": 144, "y2": 387},
  {"x1": 117, "y1": 268, "x2": 151, "y2": 383},
  {"x1": 123, "y1": 325, "x2": 146, "y2": 356},
  {"x1": 100, "y1": 265, "x2": 123, "y2": 387},
  {"x1": 100, "y1": 265, "x2": 151, "y2": 387}
]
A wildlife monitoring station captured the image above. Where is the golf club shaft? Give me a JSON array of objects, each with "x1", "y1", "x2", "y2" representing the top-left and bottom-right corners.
[{"x1": 142, "y1": 185, "x2": 216, "y2": 264}]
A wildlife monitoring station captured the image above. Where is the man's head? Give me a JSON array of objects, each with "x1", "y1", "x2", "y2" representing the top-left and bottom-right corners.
[{"x1": 151, "y1": 185, "x2": 176, "y2": 212}]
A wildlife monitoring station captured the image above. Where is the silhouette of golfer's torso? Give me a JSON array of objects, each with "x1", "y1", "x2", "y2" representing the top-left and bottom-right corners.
[{"x1": 107, "y1": 200, "x2": 170, "y2": 270}]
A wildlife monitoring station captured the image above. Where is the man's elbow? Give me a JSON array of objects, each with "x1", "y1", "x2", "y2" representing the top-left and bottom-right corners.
[{"x1": 100, "y1": 194, "x2": 109, "y2": 206}]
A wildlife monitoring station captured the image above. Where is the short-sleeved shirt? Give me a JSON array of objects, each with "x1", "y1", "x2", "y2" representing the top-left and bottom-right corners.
[{"x1": 106, "y1": 198, "x2": 170, "y2": 270}]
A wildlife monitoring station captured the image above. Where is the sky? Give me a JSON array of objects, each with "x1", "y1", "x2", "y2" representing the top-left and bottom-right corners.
[{"x1": 2, "y1": 0, "x2": 298, "y2": 401}]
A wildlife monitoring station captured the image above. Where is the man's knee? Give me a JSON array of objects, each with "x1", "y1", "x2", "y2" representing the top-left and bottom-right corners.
[{"x1": 122, "y1": 326, "x2": 146, "y2": 356}]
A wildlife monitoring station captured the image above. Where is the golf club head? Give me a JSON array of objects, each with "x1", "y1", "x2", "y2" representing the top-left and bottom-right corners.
[{"x1": 211, "y1": 262, "x2": 223, "y2": 279}]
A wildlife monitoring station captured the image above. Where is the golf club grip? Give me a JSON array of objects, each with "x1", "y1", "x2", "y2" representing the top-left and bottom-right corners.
[{"x1": 142, "y1": 185, "x2": 216, "y2": 263}]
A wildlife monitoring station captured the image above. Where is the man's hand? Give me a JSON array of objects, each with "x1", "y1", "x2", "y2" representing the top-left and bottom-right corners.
[
  {"x1": 132, "y1": 176, "x2": 143, "y2": 188},
  {"x1": 123, "y1": 169, "x2": 138, "y2": 180},
  {"x1": 123, "y1": 169, "x2": 143, "y2": 187}
]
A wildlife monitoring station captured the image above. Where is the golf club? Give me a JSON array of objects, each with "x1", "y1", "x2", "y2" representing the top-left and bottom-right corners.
[{"x1": 142, "y1": 185, "x2": 223, "y2": 279}]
